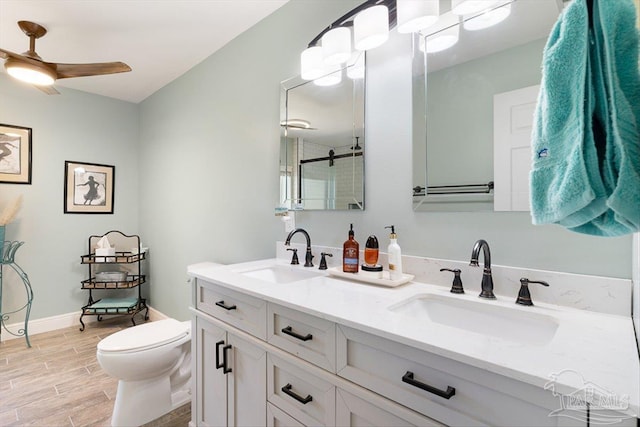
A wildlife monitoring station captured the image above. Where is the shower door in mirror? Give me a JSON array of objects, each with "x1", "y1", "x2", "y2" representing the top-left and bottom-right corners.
[{"x1": 280, "y1": 54, "x2": 365, "y2": 211}]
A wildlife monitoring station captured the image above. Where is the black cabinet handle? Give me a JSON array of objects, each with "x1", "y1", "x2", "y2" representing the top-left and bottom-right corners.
[
  {"x1": 281, "y1": 326, "x2": 313, "y2": 342},
  {"x1": 215, "y1": 300, "x2": 237, "y2": 311},
  {"x1": 215, "y1": 340, "x2": 224, "y2": 369},
  {"x1": 281, "y1": 383, "x2": 312, "y2": 404},
  {"x1": 402, "y1": 371, "x2": 455, "y2": 400},
  {"x1": 222, "y1": 344, "x2": 232, "y2": 374}
]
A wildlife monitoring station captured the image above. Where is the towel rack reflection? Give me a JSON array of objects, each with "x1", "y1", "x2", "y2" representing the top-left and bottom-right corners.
[{"x1": 413, "y1": 182, "x2": 494, "y2": 196}]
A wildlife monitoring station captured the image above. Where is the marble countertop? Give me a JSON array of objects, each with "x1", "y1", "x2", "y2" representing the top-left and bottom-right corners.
[{"x1": 188, "y1": 258, "x2": 640, "y2": 417}]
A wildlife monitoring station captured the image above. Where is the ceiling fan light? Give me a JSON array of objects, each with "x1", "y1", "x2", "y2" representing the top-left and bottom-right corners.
[
  {"x1": 424, "y1": 25, "x2": 460, "y2": 53},
  {"x1": 354, "y1": 5, "x2": 389, "y2": 51},
  {"x1": 397, "y1": 0, "x2": 440, "y2": 34},
  {"x1": 322, "y1": 27, "x2": 352, "y2": 65},
  {"x1": 280, "y1": 119, "x2": 311, "y2": 129},
  {"x1": 463, "y1": 3, "x2": 511, "y2": 31},
  {"x1": 300, "y1": 46, "x2": 325, "y2": 80},
  {"x1": 451, "y1": 0, "x2": 498, "y2": 16},
  {"x1": 5, "y1": 59, "x2": 55, "y2": 86}
]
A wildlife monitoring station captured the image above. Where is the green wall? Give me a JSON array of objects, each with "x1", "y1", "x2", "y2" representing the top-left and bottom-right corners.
[
  {"x1": 0, "y1": 74, "x2": 140, "y2": 320},
  {"x1": 426, "y1": 38, "x2": 546, "y2": 186}
]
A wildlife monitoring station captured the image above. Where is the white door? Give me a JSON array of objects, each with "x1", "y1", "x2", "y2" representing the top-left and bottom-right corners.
[{"x1": 493, "y1": 85, "x2": 540, "y2": 211}]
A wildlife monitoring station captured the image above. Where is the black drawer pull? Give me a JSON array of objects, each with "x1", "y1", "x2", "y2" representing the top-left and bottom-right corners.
[
  {"x1": 222, "y1": 344, "x2": 232, "y2": 374},
  {"x1": 402, "y1": 371, "x2": 455, "y2": 400},
  {"x1": 282, "y1": 383, "x2": 313, "y2": 404},
  {"x1": 281, "y1": 326, "x2": 313, "y2": 342},
  {"x1": 215, "y1": 340, "x2": 225, "y2": 369},
  {"x1": 215, "y1": 300, "x2": 237, "y2": 311}
]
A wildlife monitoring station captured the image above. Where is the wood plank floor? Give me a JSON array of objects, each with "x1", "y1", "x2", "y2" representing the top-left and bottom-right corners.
[{"x1": 0, "y1": 316, "x2": 191, "y2": 427}]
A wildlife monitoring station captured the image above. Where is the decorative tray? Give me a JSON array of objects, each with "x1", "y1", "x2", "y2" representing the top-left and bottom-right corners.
[{"x1": 327, "y1": 267, "x2": 414, "y2": 288}]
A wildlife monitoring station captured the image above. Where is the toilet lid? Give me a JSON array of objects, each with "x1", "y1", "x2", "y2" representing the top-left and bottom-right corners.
[{"x1": 97, "y1": 319, "x2": 189, "y2": 353}]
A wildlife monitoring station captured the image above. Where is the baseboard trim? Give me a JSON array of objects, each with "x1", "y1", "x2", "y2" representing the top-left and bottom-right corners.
[{"x1": 0, "y1": 306, "x2": 169, "y2": 342}]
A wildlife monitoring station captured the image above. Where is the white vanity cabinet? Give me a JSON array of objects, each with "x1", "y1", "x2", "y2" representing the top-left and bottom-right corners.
[
  {"x1": 189, "y1": 271, "x2": 624, "y2": 427},
  {"x1": 192, "y1": 314, "x2": 266, "y2": 427},
  {"x1": 191, "y1": 279, "x2": 267, "y2": 427},
  {"x1": 337, "y1": 325, "x2": 587, "y2": 427}
]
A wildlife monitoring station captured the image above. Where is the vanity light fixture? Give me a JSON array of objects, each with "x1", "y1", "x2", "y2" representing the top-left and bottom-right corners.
[
  {"x1": 314, "y1": 63, "x2": 342, "y2": 86},
  {"x1": 300, "y1": 46, "x2": 325, "y2": 80},
  {"x1": 300, "y1": 0, "x2": 397, "y2": 85},
  {"x1": 301, "y1": 0, "x2": 514, "y2": 85},
  {"x1": 322, "y1": 27, "x2": 352, "y2": 65},
  {"x1": 451, "y1": 0, "x2": 499, "y2": 16},
  {"x1": 4, "y1": 58, "x2": 55, "y2": 86},
  {"x1": 397, "y1": 0, "x2": 440, "y2": 33},
  {"x1": 463, "y1": 3, "x2": 511, "y2": 31},
  {"x1": 354, "y1": 5, "x2": 390, "y2": 51}
]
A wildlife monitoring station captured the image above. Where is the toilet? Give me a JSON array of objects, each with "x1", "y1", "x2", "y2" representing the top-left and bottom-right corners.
[{"x1": 96, "y1": 318, "x2": 191, "y2": 427}]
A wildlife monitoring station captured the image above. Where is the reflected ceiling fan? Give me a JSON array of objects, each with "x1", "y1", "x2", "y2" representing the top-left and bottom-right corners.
[
  {"x1": 279, "y1": 119, "x2": 317, "y2": 130},
  {"x1": 0, "y1": 20, "x2": 131, "y2": 95}
]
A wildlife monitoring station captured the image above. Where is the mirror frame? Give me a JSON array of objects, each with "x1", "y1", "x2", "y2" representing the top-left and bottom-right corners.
[
  {"x1": 279, "y1": 55, "x2": 366, "y2": 211},
  {"x1": 412, "y1": 0, "x2": 564, "y2": 212}
]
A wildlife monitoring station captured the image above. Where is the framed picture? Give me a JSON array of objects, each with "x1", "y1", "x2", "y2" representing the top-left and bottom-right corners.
[
  {"x1": 0, "y1": 123, "x2": 32, "y2": 184},
  {"x1": 64, "y1": 161, "x2": 115, "y2": 214}
]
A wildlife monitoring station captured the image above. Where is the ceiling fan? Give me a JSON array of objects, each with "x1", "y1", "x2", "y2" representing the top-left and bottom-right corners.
[{"x1": 0, "y1": 20, "x2": 131, "y2": 95}]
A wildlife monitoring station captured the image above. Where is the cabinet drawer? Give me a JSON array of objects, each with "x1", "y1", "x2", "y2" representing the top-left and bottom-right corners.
[
  {"x1": 267, "y1": 402, "x2": 305, "y2": 427},
  {"x1": 336, "y1": 388, "x2": 444, "y2": 427},
  {"x1": 337, "y1": 325, "x2": 576, "y2": 427},
  {"x1": 267, "y1": 353, "x2": 335, "y2": 426},
  {"x1": 267, "y1": 303, "x2": 336, "y2": 372},
  {"x1": 195, "y1": 278, "x2": 267, "y2": 340}
]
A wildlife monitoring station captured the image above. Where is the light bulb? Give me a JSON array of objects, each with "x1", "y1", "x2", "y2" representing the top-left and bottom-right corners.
[
  {"x1": 5, "y1": 59, "x2": 55, "y2": 86},
  {"x1": 397, "y1": 0, "x2": 440, "y2": 34},
  {"x1": 322, "y1": 27, "x2": 352, "y2": 65},
  {"x1": 314, "y1": 64, "x2": 342, "y2": 86},
  {"x1": 300, "y1": 46, "x2": 324, "y2": 80},
  {"x1": 354, "y1": 5, "x2": 389, "y2": 51}
]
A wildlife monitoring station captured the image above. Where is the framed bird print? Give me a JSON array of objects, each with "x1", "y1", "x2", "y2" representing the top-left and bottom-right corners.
[{"x1": 0, "y1": 124, "x2": 32, "y2": 184}]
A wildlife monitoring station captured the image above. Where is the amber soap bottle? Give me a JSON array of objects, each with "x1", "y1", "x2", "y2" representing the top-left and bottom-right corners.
[{"x1": 343, "y1": 223, "x2": 359, "y2": 273}]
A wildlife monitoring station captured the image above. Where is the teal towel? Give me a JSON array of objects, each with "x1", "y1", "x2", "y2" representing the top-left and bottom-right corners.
[{"x1": 530, "y1": 0, "x2": 640, "y2": 236}]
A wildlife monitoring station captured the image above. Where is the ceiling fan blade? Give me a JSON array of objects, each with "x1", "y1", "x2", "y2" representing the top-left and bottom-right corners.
[
  {"x1": 54, "y1": 62, "x2": 132, "y2": 79},
  {"x1": 34, "y1": 85, "x2": 60, "y2": 95},
  {"x1": 0, "y1": 48, "x2": 44, "y2": 66}
]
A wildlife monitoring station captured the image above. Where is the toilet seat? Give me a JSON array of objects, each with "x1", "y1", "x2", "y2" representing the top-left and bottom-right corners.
[{"x1": 98, "y1": 319, "x2": 189, "y2": 353}]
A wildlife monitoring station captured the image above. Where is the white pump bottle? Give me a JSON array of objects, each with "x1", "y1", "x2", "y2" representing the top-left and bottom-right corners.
[{"x1": 385, "y1": 225, "x2": 402, "y2": 280}]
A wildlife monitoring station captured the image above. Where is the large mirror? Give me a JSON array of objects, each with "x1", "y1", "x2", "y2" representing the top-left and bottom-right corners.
[
  {"x1": 412, "y1": 0, "x2": 563, "y2": 211},
  {"x1": 280, "y1": 55, "x2": 365, "y2": 211}
]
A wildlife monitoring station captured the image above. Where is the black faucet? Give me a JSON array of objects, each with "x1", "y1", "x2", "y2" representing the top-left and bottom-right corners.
[
  {"x1": 285, "y1": 228, "x2": 313, "y2": 267},
  {"x1": 469, "y1": 239, "x2": 496, "y2": 299}
]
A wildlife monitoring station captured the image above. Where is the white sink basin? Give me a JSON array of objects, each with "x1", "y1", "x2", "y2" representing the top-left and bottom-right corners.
[
  {"x1": 389, "y1": 293, "x2": 559, "y2": 345},
  {"x1": 237, "y1": 264, "x2": 322, "y2": 284}
]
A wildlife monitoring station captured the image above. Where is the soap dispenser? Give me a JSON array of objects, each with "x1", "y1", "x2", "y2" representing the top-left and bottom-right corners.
[
  {"x1": 343, "y1": 224, "x2": 359, "y2": 273},
  {"x1": 361, "y1": 235, "x2": 383, "y2": 278},
  {"x1": 385, "y1": 225, "x2": 403, "y2": 280}
]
